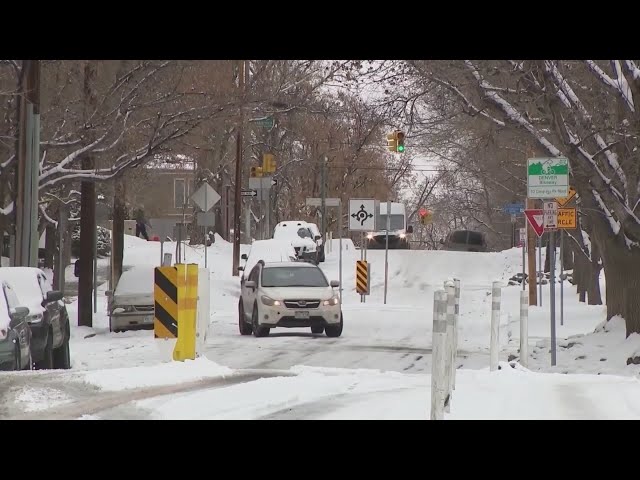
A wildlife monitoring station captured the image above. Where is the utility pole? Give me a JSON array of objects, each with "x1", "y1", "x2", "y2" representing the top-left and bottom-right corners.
[
  {"x1": 526, "y1": 197, "x2": 538, "y2": 306},
  {"x1": 232, "y1": 60, "x2": 246, "y2": 277},
  {"x1": 15, "y1": 60, "x2": 40, "y2": 267},
  {"x1": 320, "y1": 155, "x2": 327, "y2": 240},
  {"x1": 78, "y1": 61, "x2": 97, "y2": 327}
]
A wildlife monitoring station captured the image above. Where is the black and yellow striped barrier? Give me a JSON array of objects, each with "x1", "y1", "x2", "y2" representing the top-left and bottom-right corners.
[
  {"x1": 356, "y1": 260, "x2": 370, "y2": 295},
  {"x1": 154, "y1": 263, "x2": 199, "y2": 362}
]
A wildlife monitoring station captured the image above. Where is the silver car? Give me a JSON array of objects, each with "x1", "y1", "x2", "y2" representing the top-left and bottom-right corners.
[{"x1": 107, "y1": 266, "x2": 155, "y2": 332}]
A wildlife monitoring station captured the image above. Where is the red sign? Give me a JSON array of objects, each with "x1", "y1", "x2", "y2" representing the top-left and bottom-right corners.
[{"x1": 524, "y1": 209, "x2": 544, "y2": 238}]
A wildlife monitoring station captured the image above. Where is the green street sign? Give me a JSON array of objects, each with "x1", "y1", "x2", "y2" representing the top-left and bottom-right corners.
[
  {"x1": 254, "y1": 117, "x2": 274, "y2": 129},
  {"x1": 527, "y1": 157, "x2": 569, "y2": 199}
]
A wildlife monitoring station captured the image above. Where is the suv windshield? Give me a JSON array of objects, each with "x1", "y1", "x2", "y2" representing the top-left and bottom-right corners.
[{"x1": 261, "y1": 267, "x2": 328, "y2": 288}]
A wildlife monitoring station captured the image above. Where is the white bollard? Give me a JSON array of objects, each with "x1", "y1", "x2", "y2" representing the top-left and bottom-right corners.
[
  {"x1": 520, "y1": 289, "x2": 529, "y2": 368},
  {"x1": 490, "y1": 281, "x2": 501, "y2": 371},
  {"x1": 430, "y1": 290, "x2": 447, "y2": 420},
  {"x1": 196, "y1": 268, "x2": 210, "y2": 357},
  {"x1": 453, "y1": 278, "x2": 460, "y2": 390},
  {"x1": 444, "y1": 282, "x2": 455, "y2": 412}
]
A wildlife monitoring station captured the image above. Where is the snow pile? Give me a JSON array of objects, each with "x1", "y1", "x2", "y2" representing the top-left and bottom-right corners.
[
  {"x1": 15, "y1": 386, "x2": 73, "y2": 412},
  {"x1": 79, "y1": 356, "x2": 233, "y2": 391}
]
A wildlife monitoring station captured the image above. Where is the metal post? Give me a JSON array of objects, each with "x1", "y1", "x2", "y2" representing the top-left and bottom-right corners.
[
  {"x1": 204, "y1": 184, "x2": 208, "y2": 269},
  {"x1": 360, "y1": 232, "x2": 364, "y2": 303},
  {"x1": 560, "y1": 229, "x2": 564, "y2": 326},
  {"x1": 522, "y1": 231, "x2": 526, "y2": 291},
  {"x1": 538, "y1": 235, "x2": 542, "y2": 307},
  {"x1": 453, "y1": 278, "x2": 460, "y2": 390},
  {"x1": 520, "y1": 290, "x2": 528, "y2": 368},
  {"x1": 93, "y1": 220, "x2": 98, "y2": 314},
  {"x1": 258, "y1": 186, "x2": 263, "y2": 240},
  {"x1": 490, "y1": 281, "x2": 501, "y2": 371},
  {"x1": 338, "y1": 200, "x2": 343, "y2": 301},
  {"x1": 321, "y1": 155, "x2": 327, "y2": 243},
  {"x1": 384, "y1": 200, "x2": 390, "y2": 305},
  {"x1": 245, "y1": 201, "x2": 251, "y2": 244},
  {"x1": 160, "y1": 240, "x2": 164, "y2": 267},
  {"x1": 550, "y1": 230, "x2": 557, "y2": 366},
  {"x1": 431, "y1": 290, "x2": 447, "y2": 420},
  {"x1": 265, "y1": 186, "x2": 271, "y2": 239},
  {"x1": 444, "y1": 282, "x2": 455, "y2": 412}
]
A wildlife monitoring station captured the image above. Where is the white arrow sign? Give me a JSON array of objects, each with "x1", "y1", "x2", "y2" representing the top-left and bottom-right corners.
[{"x1": 349, "y1": 199, "x2": 376, "y2": 232}]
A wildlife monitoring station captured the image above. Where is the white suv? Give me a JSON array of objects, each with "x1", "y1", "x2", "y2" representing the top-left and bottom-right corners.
[{"x1": 238, "y1": 261, "x2": 343, "y2": 337}]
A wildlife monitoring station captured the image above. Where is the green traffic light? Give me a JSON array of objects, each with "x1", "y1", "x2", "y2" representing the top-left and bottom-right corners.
[{"x1": 397, "y1": 145, "x2": 404, "y2": 152}]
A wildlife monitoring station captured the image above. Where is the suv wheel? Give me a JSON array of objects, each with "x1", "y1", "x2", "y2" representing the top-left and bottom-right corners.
[
  {"x1": 325, "y1": 314, "x2": 343, "y2": 338},
  {"x1": 35, "y1": 329, "x2": 54, "y2": 370},
  {"x1": 53, "y1": 322, "x2": 71, "y2": 369},
  {"x1": 252, "y1": 304, "x2": 270, "y2": 337},
  {"x1": 238, "y1": 300, "x2": 252, "y2": 335}
]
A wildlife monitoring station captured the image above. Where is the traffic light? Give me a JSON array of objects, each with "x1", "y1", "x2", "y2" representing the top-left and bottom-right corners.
[
  {"x1": 386, "y1": 132, "x2": 397, "y2": 152},
  {"x1": 262, "y1": 153, "x2": 276, "y2": 174},
  {"x1": 250, "y1": 166, "x2": 263, "y2": 178},
  {"x1": 386, "y1": 130, "x2": 405, "y2": 153},
  {"x1": 396, "y1": 131, "x2": 405, "y2": 152},
  {"x1": 419, "y1": 207, "x2": 432, "y2": 225}
]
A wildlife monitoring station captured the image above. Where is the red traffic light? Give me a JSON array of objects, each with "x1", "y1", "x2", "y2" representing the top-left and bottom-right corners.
[{"x1": 419, "y1": 207, "x2": 428, "y2": 216}]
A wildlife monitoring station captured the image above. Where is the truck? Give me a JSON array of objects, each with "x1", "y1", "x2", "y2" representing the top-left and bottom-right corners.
[{"x1": 366, "y1": 202, "x2": 413, "y2": 249}]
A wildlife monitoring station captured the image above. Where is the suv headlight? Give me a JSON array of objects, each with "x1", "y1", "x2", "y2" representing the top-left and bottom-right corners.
[
  {"x1": 261, "y1": 295, "x2": 281, "y2": 307},
  {"x1": 323, "y1": 296, "x2": 340, "y2": 306}
]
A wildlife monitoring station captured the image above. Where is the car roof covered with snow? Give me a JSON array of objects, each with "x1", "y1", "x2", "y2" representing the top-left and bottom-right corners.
[
  {"x1": 115, "y1": 265, "x2": 155, "y2": 297},
  {"x1": 263, "y1": 261, "x2": 316, "y2": 268},
  {"x1": 242, "y1": 239, "x2": 298, "y2": 276},
  {"x1": 0, "y1": 267, "x2": 48, "y2": 315}
]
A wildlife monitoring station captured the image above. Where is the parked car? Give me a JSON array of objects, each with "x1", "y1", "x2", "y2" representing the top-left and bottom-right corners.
[
  {"x1": 440, "y1": 230, "x2": 488, "y2": 252},
  {"x1": 0, "y1": 267, "x2": 69, "y2": 369},
  {"x1": 107, "y1": 266, "x2": 155, "y2": 332},
  {"x1": 273, "y1": 221, "x2": 319, "y2": 264},
  {"x1": 239, "y1": 239, "x2": 298, "y2": 284},
  {"x1": 306, "y1": 222, "x2": 325, "y2": 262},
  {"x1": 238, "y1": 260, "x2": 343, "y2": 338},
  {"x1": 0, "y1": 280, "x2": 32, "y2": 371}
]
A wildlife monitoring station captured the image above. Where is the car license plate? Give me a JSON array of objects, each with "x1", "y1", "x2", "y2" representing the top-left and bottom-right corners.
[
  {"x1": 294, "y1": 311, "x2": 309, "y2": 319},
  {"x1": 144, "y1": 315, "x2": 154, "y2": 324}
]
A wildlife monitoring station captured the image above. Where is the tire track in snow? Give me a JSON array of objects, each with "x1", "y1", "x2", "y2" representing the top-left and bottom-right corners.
[{"x1": 4, "y1": 369, "x2": 297, "y2": 420}]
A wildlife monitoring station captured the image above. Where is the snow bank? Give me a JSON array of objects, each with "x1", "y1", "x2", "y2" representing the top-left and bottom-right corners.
[{"x1": 79, "y1": 357, "x2": 233, "y2": 391}]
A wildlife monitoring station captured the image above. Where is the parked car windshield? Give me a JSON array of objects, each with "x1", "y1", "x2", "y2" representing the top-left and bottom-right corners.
[{"x1": 261, "y1": 267, "x2": 328, "y2": 288}]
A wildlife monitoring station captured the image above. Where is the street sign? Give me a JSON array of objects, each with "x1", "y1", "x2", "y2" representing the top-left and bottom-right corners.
[
  {"x1": 191, "y1": 183, "x2": 221, "y2": 212},
  {"x1": 348, "y1": 199, "x2": 376, "y2": 232},
  {"x1": 254, "y1": 116, "x2": 274, "y2": 129},
  {"x1": 543, "y1": 201, "x2": 558, "y2": 229},
  {"x1": 241, "y1": 190, "x2": 257, "y2": 197},
  {"x1": 555, "y1": 186, "x2": 576, "y2": 207},
  {"x1": 306, "y1": 197, "x2": 341, "y2": 207},
  {"x1": 557, "y1": 208, "x2": 577, "y2": 229},
  {"x1": 527, "y1": 157, "x2": 569, "y2": 198},
  {"x1": 519, "y1": 227, "x2": 526, "y2": 244},
  {"x1": 197, "y1": 212, "x2": 216, "y2": 227},
  {"x1": 524, "y1": 209, "x2": 544, "y2": 237},
  {"x1": 502, "y1": 203, "x2": 525, "y2": 215}
]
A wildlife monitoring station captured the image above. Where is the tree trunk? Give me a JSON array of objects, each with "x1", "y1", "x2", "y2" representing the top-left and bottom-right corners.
[
  {"x1": 43, "y1": 223, "x2": 55, "y2": 269},
  {"x1": 78, "y1": 160, "x2": 95, "y2": 327},
  {"x1": 112, "y1": 178, "x2": 125, "y2": 288},
  {"x1": 586, "y1": 235, "x2": 602, "y2": 305},
  {"x1": 562, "y1": 230, "x2": 574, "y2": 270}
]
